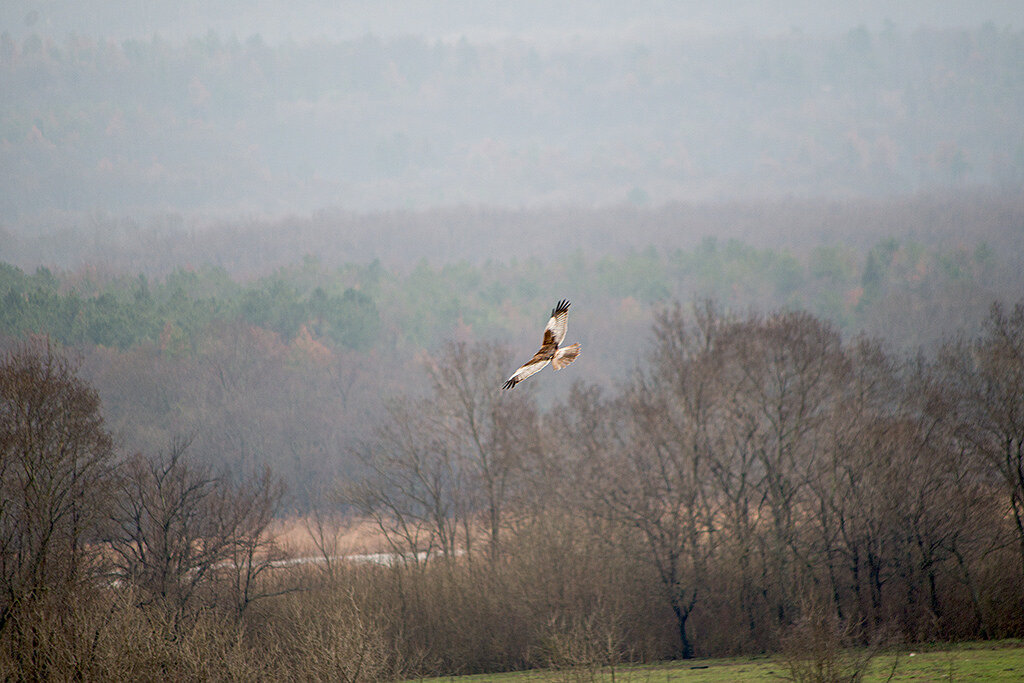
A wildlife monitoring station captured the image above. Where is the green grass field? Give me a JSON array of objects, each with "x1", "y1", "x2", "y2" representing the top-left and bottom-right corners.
[{"x1": 423, "y1": 640, "x2": 1024, "y2": 682}]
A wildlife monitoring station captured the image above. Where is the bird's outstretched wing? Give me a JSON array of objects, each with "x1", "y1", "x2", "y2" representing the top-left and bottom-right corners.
[
  {"x1": 502, "y1": 355, "x2": 551, "y2": 390},
  {"x1": 543, "y1": 299, "x2": 571, "y2": 347}
]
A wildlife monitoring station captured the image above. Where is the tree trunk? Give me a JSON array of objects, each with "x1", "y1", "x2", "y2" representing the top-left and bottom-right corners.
[
  {"x1": 673, "y1": 602, "x2": 694, "y2": 659},
  {"x1": 671, "y1": 591, "x2": 697, "y2": 659}
]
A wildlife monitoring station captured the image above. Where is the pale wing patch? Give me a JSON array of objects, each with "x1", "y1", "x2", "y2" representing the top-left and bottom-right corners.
[
  {"x1": 502, "y1": 358, "x2": 551, "y2": 389},
  {"x1": 551, "y1": 343, "x2": 581, "y2": 370}
]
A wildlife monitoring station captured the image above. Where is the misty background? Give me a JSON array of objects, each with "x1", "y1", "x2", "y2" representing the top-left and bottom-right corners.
[
  {"x1": 2, "y1": 0, "x2": 1022, "y2": 222},
  {"x1": 1, "y1": 0, "x2": 1023, "y2": 491}
]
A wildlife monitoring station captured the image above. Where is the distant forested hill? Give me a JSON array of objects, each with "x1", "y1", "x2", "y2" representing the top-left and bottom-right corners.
[{"x1": 1, "y1": 22, "x2": 1022, "y2": 219}]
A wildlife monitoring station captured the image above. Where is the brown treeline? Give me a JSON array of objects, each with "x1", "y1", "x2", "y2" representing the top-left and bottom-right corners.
[{"x1": 2, "y1": 299, "x2": 1023, "y2": 679}]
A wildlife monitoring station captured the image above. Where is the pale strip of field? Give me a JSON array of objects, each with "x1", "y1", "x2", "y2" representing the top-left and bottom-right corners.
[
  {"x1": 270, "y1": 514, "x2": 391, "y2": 558},
  {"x1": 268, "y1": 514, "x2": 471, "y2": 569}
]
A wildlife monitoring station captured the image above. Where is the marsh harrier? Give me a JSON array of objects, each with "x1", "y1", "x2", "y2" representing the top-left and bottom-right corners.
[{"x1": 502, "y1": 299, "x2": 581, "y2": 389}]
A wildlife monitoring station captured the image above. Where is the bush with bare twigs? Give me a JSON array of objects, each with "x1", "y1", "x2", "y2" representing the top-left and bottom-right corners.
[{"x1": 779, "y1": 602, "x2": 900, "y2": 683}]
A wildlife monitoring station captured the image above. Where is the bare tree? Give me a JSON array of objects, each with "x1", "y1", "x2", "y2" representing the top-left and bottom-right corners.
[
  {"x1": 0, "y1": 342, "x2": 116, "y2": 637},
  {"x1": 303, "y1": 483, "x2": 347, "y2": 576},
  {"x1": 919, "y1": 353, "x2": 1009, "y2": 638},
  {"x1": 614, "y1": 390, "x2": 715, "y2": 659},
  {"x1": 937, "y1": 301, "x2": 1024, "y2": 575},
  {"x1": 344, "y1": 400, "x2": 466, "y2": 565},
  {"x1": 342, "y1": 341, "x2": 537, "y2": 564},
  {"x1": 806, "y1": 338, "x2": 903, "y2": 628},
  {"x1": 719, "y1": 310, "x2": 849, "y2": 628},
  {"x1": 106, "y1": 439, "x2": 285, "y2": 618},
  {"x1": 424, "y1": 340, "x2": 538, "y2": 561},
  {"x1": 221, "y1": 465, "x2": 287, "y2": 617},
  {"x1": 569, "y1": 304, "x2": 720, "y2": 659}
]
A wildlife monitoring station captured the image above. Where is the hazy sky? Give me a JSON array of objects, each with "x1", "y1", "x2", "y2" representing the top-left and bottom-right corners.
[{"x1": 2, "y1": 0, "x2": 1021, "y2": 43}]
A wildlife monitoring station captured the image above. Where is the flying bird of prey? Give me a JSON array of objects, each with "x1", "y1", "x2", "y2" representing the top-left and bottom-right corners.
[{"x1": 502, "y1": 299, "x2": 581, "y2": 389}]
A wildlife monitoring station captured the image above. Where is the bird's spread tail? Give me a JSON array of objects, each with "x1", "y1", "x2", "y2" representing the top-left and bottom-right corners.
[{"x1": 551, "y1": 343, "x2": 581, "y2": 370}]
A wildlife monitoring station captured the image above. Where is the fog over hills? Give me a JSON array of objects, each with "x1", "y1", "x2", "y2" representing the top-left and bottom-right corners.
[{"x1": 1, "y1": 0, "x2": 1022, "y2": 231}]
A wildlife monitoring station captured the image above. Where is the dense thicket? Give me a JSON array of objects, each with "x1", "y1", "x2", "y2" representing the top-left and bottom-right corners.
[{"x1": 2, "y1": 300, "x2": 1023, "y2": 679}]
